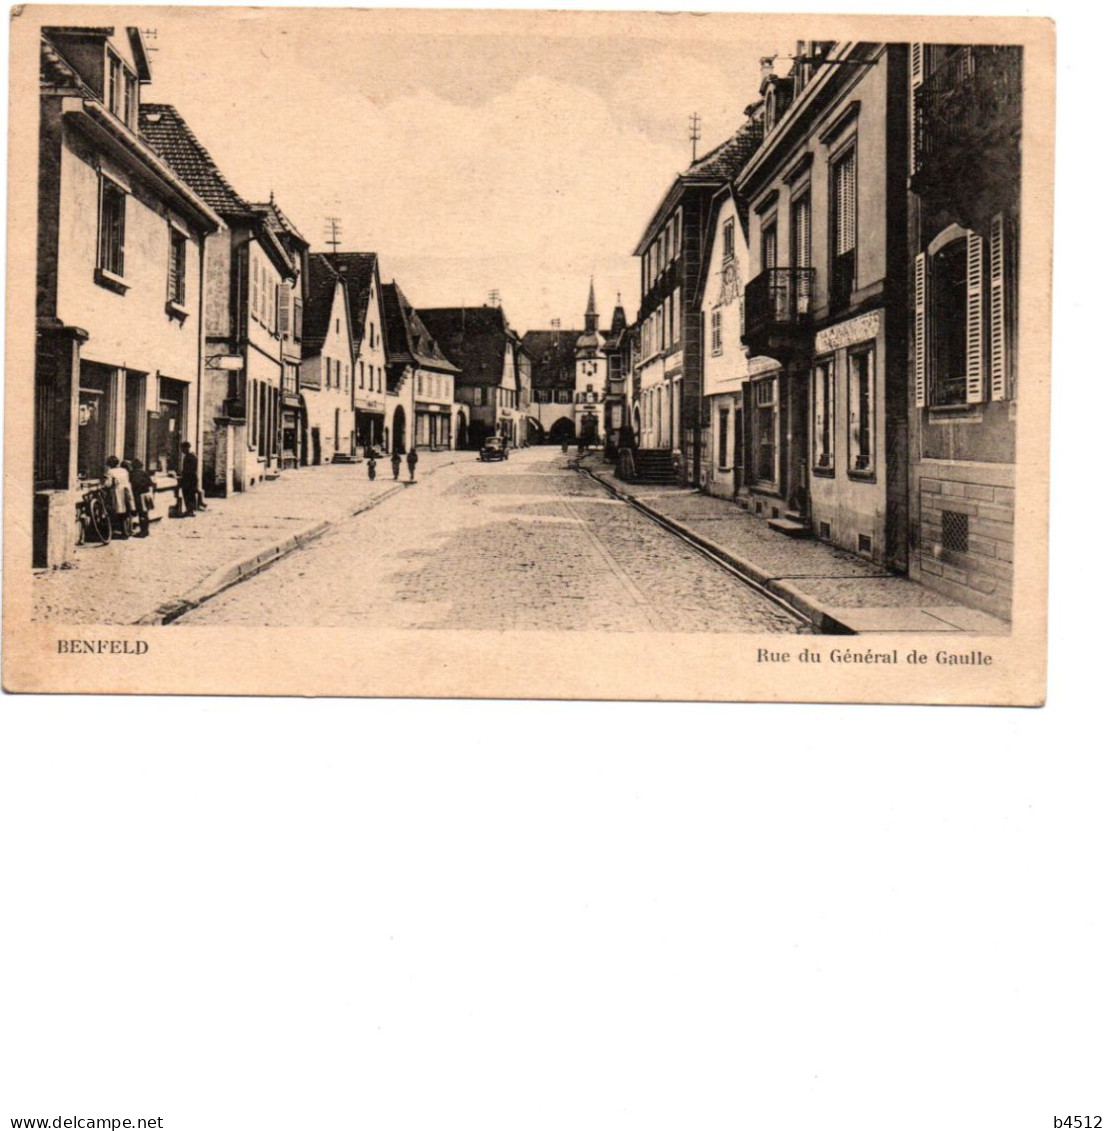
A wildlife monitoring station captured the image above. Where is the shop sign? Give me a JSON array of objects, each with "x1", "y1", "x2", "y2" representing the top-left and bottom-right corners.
[{"x1": 815, "y1": 310, "x2": 881, "y2": 354}]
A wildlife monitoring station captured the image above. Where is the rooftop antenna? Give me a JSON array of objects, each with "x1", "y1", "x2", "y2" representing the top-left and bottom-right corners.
[
  {"x1": 324, "y1": 217, "x2": 342, "y2": 254},
  {"x1": 551, "y1": 318, "x2": 561, "y2": 346},
  {"x1": 141, "y1": 27, "x2": 159, "y2": 53},
  {"x1": 688, "y1": 112, "x2": 701, "y2": 162},
  {"x1": 488, "y1": 288, "x2": 501, "y2": 307}
]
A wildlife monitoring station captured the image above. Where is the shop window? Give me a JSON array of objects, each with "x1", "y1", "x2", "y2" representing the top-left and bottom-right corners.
[
  {"x1": 812, "y1": 358, "x2": 833, "y2": 471},
  {"x1": 847, "y1": 347, "x2": 875, "y2": 475}
]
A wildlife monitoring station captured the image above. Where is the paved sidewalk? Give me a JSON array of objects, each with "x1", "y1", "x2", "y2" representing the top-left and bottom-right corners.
[
  {"x1": 581, "y1": 455, "x2": 1009, "y2": 635},
  {"x1": 33, "y1": 451, "x2": 467, "y2": 625}
]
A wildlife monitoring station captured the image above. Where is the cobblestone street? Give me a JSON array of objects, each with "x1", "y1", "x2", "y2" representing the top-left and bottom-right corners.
[{"x1": 177, "y1": 448, "x2": 807, "y2": 632}]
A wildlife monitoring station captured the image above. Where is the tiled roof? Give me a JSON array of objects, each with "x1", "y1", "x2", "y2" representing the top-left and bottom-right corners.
[
  {"x1": 685, "y1": 122, "x2": 765, "y2": 181},
  {"x1": 416, "y1": 307, "x2": 509, "y2": 388},
  {"x1": 303, "y1": 253, "x2": 345, "y2": 354},
  {"x1": 249, "y1": 198, "x2": 307, "y2": 247},
  {"x1": 139, "y1": 103, "x2": 255, "y2": 220},
  {"x1": 40, "y1": 33, "x2": 93, "y2": 93},
  {"x1": 327, "y1": 254, "x2": 380, "y2": 347},
  {"x1": 520, "y1": 330, "x2": 581, "y2": 390},
  {"x1": 382, "y1": 284, "x2": 460, "y2": 375}
]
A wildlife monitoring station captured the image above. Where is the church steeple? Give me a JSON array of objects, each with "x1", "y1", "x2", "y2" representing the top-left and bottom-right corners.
[
  {"x1": 611, "y1": 293, "x2": 627, "y2": 335},
  {"x1": 584, "y1": 278, "x2": 599, "y2": 334}
]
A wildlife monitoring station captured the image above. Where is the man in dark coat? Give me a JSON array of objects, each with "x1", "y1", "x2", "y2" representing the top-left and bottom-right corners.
[
  {"x1": 179, "y1": 442, "x2": 199, "y2": 517},
  {"x1": 391, "y1": 451, "x2": 402, "y2": 480},
  {"x1": 406, "y1": 447, "x2": 418, "y2": 482},
  {"x1": 128, "y1": 457, "x2": 155, "y2": 537}
]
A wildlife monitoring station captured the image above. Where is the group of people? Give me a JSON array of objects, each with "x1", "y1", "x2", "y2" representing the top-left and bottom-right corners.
[
  {"x1": 101, "y1": 442, "x2": 202, "y2": 539},
  {"x1": 367, "y1": 447, "x2": 419, "y2": 483}
]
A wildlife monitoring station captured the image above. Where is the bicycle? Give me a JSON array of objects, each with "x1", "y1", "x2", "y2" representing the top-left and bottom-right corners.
[{"x1": 75, "y1": 485, "x2": 113, "y2": 546}]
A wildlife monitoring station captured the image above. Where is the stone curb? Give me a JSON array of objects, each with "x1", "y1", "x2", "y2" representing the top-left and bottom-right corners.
[
  {"x1": 135, "y1": 456, "x2": 469, "y2": 626},
  {"x1": 575, "y1": 462, "x2": 854, "y2": 635}
]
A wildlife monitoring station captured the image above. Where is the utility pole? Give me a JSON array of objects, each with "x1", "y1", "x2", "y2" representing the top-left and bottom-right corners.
[
  {"x1": 688, "y1": 112, "x2": 701, "y2": 162},
  {"x1": 324, "y1": 217, "x2": 342, "y2": 254}
]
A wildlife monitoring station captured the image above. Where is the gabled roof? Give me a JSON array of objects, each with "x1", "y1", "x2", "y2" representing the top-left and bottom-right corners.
[
  {"x1": 634, "y1": 122, "x2": 763, "y2": 255},
  {"x1": 249, "y1": 197, "x2": 308, "y2": 248},
  {"x1": 382, "y1": 284, "x2": 460, "y2": 375},
  {"x1": 416, "y1": 307, "x2": 510, "y2": 388},
  {"x1": 139, "y1": 103, "x2": 256, "y2": 221},
  {"x1": 303, "y1": 253, "x2": 348, "y2": 355},
  {"x1": 327, "y1": 254, "x2": 381, "y2": 348},
  {"x1": 693, "y1": 182, "x2": 747, "y2": 306},
  {"x1": 520, "y1": 329, "x2": 581, "y2": 390}
]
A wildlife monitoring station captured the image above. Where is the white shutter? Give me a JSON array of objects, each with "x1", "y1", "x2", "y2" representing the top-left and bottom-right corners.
[
  {"x1": 965, "y1": 233, "x2": 985, "y2": 404},
  {"x1": 914, "y1": 251, "x2": 926, "y2": 408},
  {"x1": 910, "y1": 43, "x2": 923, "y2": 176},
  {"x1": 278, "y1": 282, "x2": 290, "y2": 337},
  {"x1": 989, "y1": 214, "x2": 1007, "y2": 401}
]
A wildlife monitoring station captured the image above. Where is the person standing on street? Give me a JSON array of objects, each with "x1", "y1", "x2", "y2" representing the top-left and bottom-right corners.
[
  {"x1": 179, "y1": 442, "x2": 199, "y2": 517},
  {"x1": 391, "y1": 451, "x2": 402, "y2": 480},
  {"x1": 406, "y1": 447, "x2": 418, "y2": 482},
  {"x1": 128, "y1": 457, "x2": 155, "y2": 537},
  {"x1": 104, "y1": 456, "x2": 136, "y2": 538},
  {"x1": 367, "y1": 452, "x2": 377, "y2": 482}
]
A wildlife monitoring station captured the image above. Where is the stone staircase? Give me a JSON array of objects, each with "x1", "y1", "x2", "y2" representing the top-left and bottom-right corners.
[
  {"x1": 767, "y1": 510, "x2": 811, "y2": 538},
  {"x1": 632, "y1": 448, "x2": 679, "y2": 485}
]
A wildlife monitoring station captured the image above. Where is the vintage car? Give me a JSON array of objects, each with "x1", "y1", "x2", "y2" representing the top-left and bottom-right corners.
[{"x1": 479, "y1": 436, "x2": 509, "y2": 461}]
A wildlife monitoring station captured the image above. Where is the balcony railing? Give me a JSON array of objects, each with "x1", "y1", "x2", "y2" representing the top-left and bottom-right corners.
[
  {"x1": 743, "y1": 268, "x2": 815, "y2": 356},
  {"x1": 915, "y1": 46, "x2": 1022, "y2": 174}
]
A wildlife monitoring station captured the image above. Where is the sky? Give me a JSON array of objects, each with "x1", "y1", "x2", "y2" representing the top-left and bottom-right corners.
[{"x1": 139, "y1": 9, "x2": 788, "y2": 333}]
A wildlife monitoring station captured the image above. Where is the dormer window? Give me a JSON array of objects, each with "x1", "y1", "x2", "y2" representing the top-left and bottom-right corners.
[{"x1": 105, "y1": 48, "x2": 137, "y2": 129}]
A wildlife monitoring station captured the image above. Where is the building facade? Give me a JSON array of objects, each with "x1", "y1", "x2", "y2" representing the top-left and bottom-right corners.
[
  {"x1": 632, "y1": 126, "x2": 761, "y2": 483},
  {"x1": 34, "y1": 26, "x2": 220, "y2": 566},
  {"x1": 329, "y1": 253, "x2": 389, "y2": 457},
  {"x1": 141, "y1": 103, "x2": 297, "y2": 496},
  {"x1": 252, "y1": 198, "x2": 308, "y2": 470},
  {"x1": 301, "y1": 254, "x2": 355, "y2": 463},
  {"x1": 907, "y1": 44, "x2": 1021, "y2": 618},
  {"x1": 382, "y1": 283, "x2": 461, "y2": 453},
  {"x1": 417, "y1": 306, "x2": 520, "y2": 449},
  {"x1": 735, "y1": 42, "x2": 910, "y2": 568}
]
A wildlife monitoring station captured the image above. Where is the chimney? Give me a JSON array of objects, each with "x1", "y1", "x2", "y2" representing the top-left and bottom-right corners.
[{"x1": 760, "y1": 56, "x2": 775, "y2": 79}]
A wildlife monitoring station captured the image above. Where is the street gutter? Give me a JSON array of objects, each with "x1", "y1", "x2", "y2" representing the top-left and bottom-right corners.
[{"x1": 574, "y1": 460, "x2": 852, "y2": 635}]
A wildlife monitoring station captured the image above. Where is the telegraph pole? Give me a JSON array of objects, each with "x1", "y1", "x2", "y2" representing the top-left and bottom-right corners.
[
  {"x1": 324, "y1": 217, "x2": 342, "y2": 254},
  {"x1": 688, "y1": 112, "x2": 701, "y2": 162}
]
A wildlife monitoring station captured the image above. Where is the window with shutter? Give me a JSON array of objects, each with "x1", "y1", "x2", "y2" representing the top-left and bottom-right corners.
[
  {"x1": 711, "y1": 310, "x2": 723, "y2": 356},
  {"x1": 914, "y1": 252, "x2": 927, "y2": 408},
  {"x1": 293, "y1": 298, "x2": 303, "y2": 342},
  {"x1": 278, "y1": 283, "x2": 290, "y2": 338},
  {"x1": 965, "y1": 232, "x2": 985, "y2": 403},
  {"x1": 792, "y1": 194, "x2": 811, "y2": 269},
  {"x1": 989, "y1": 214, "x2": 1007, "y2": 401},
  {"x1": 761, "y1": 222, "x2": 777, "y2": 272},
  {"x1": 831, "y1": 148, "x2": 856, "y2": 309},
  {"x1": 910, "y1": 43, "x2": 923, "y2": 176}
]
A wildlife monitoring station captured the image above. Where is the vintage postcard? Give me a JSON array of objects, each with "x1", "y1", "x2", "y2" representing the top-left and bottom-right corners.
[{"x1": 3, "y1": 7, "x2": 1053, "y2": 702}]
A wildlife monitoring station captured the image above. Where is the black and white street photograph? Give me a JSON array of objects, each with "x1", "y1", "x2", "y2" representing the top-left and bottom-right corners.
[{"x1": 4, "y1": 8, "x2": 1050, "y2": 700}]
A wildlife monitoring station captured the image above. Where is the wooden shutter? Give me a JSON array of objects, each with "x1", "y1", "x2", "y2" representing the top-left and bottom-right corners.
[
  {"x1": 794, "y1": 195, "x2": 811, "y2": 268},
  {"x1": 989, "y1": 214, "x2": 1007, "y2": 401},
  {"x1": 910, "y1": 43, "x2": 923, "y2": 176},
  {"x1": 965, "y1": 233, "x2": 985, "y2": 404},
  {"x1": 278, "y1": 282, "x2": 290, "y2": 338},
  {"x1": 835, "y1": 151, "x2": 856, "y2": 256},
  {"x1": 914, "y1": 251, "x2": 926, "y2": 407}
]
